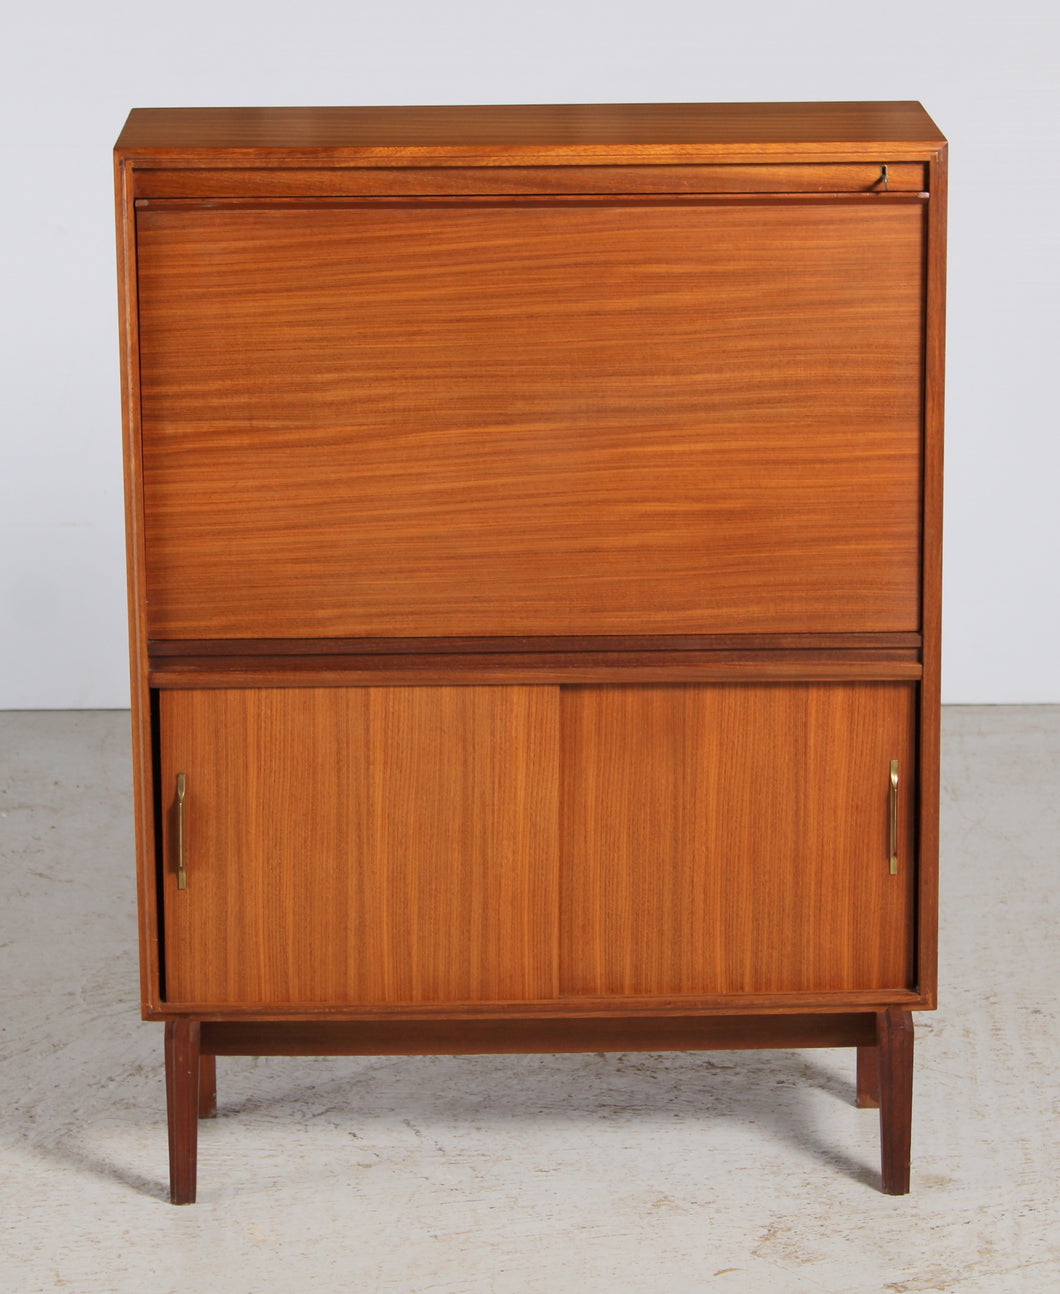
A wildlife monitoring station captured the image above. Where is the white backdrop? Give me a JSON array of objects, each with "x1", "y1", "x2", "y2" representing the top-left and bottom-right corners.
[{"x1": 1, "y1": 0, "x2": 1057, "y2": 707}]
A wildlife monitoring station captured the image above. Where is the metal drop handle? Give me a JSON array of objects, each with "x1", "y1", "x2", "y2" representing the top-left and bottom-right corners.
[
  {"x1": 176, "y1": 773, "x2": 188, "y2": 890},
  {"x1": 889, "y1": 760, "x2": 899, "y2": 875}
]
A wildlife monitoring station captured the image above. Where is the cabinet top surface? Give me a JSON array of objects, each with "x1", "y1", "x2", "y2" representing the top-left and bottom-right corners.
[{"x1": 115, "y1": 102, "x2": 945, "y2": 163}]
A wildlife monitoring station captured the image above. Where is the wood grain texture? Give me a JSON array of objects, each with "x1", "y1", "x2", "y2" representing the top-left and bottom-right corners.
[
  {"x1": 158, "y1": 680, "x2": 919, "y2": 1012},
  {"x1": 147, "y1": 989, "x2": 926, "y2": 1021},
  {"x1": 198, "y1": 1014, "x2": 878, "y2": 1056},
  {"x1": 877, "y1": 1006, "x2": 914, "y2": 1194},
  {"x1": 916, "y1": 146, "x2": 947, "y2": 1008},
  {"x1": 115, "y1": 102, "x2": 946, "y2": 166},
  {"x1": 857, "y1": 1043, "x2": 881, "y2": 1108},
  {"x1": 114, "y1": 155, "x2": 164, "y2": 1016},
  {"x1": 560, "y1": 683, "x2": 917, "y2": 997},
  {"x1": 132, "y1": 162, "x2": 928, "y2": 199},
  {"x1": 159, "y1": 687, "x2": 560, "y2": 1006},
  {"x1": 197, "y1": 1053, "x2": 216, "y2": 1119},
  {"x1": 148, "y1": 648, "x2": 922, "y2": 689},
  {"x1": 148, "y1": 633, "x2": 923, "y2": 655},
  {"x1": 164, "y1": 1020, "x2": 200, "y2": 1204},
  {"x1": 138, "y1": 200, "x2": 924, "y2": 638}
]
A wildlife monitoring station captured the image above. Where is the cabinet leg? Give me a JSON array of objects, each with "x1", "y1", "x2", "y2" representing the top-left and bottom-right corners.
[
  {"x1": 164, "y1": 1020, "x2": 201, "y2": 1204},
  {"x1": 856, "y1": 1044, "x2": 880, "y2": 1108},
  {"x1": 198, "y1": 1053, "x2": 217, "y2": 1120},
  {"x1": 876, "y1": 1007, "x2": 914, "y2": 1195}
]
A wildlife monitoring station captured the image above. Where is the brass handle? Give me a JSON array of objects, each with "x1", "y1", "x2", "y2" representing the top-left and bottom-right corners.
[
  {"x1": 889, "y1": 759, "x2": 899, "y2": 875},
  {"x1": 176, "y1": 773, "x2": 187, "y2": 890}
]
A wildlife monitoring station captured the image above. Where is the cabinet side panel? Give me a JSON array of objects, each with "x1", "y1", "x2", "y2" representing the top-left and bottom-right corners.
[
  {"x1": 115, "y1": 156, "x2": 162, "y2": 1010},
  {"x1": 137, "y1": 201, "x2": 924, "y2": 638},
  {"x1": 917, "y1": 147, "x2": 947, "y2": 1006},
  {"x1": 560, "y1": 683, "x2": 917, "y2": 997}
]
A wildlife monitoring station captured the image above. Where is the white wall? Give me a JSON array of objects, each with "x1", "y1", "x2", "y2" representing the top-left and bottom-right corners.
[{"x1": 1, "y1": 0, "x2": 1057, "y2": 706}]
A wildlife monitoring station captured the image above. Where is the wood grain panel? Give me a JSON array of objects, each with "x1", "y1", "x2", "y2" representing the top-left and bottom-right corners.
[
  {"x1": 160, "y1": 687, "x2": 559, "y2": 1006},
  {"x1": 917, "y1": 145, "x2": 947, "y2": 1006},
  {"x1": 138, "y1": 201, "x2": 924, "y2": 638},
  {"x1": 560, "y1": 683, "x2": 917, "y2": 996},
  {"x1": 368, "y1": 687, "x2": 559, "y2": 1003},
  {"x1": 115, "y1": 154, "x2": 166, "y2": 1013},
  {"x1": 199, "y1": 1014, "x2": 878, "y2": 1056},
  {"x1": 148, "y1": 648, "x2": 922, "y2": 689},
  {"x1": 132, "y1": 163, "x2": 927, "y2": 199},
  {"x1": 149, "y1": 633, "x2": 923, "y2": 655},
  {"x1": 115, "y1": 102, "x2": 946, "y2": 165},
  {"x1": 150, "y1": 988, "x2": 923, "y2": 1021}
]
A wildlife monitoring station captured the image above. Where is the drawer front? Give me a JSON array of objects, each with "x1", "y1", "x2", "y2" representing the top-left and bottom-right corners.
[{"x1": 137, "y1": 200, "x2": 924, "y2": 639}]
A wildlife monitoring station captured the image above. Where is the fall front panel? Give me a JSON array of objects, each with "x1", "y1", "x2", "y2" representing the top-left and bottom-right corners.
[{"x1": 137, "y1": 200, "x2": 924, "y2": 638}]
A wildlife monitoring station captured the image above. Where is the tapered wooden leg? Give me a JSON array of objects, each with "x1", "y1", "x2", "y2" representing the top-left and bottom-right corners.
[
  {"x1": 876, "y1": 1007, "x2": 914, "y2": 1195},
  {"x1": 165, "y1": 1020, "x2": 201, "y2": 1204},
  {"x1": 198, "y1": 1053, "x2": 217, "y2": 1119},
  {"x1": 856, "y1": 1044, "x2": 880, "y2": 1108}
]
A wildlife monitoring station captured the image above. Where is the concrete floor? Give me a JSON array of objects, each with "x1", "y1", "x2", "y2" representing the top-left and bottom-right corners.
[{"x1": 0, "y1": 707, "x2": 1057, "y2": 1293}]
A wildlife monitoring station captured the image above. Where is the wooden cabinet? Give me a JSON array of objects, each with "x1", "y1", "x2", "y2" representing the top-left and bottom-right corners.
[{"x1": 115, "y1": 102, "x2": 946, "y2": 1202}]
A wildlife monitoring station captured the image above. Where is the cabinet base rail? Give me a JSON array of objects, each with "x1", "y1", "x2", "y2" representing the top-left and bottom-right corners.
[{"x1": 163, "y1": 1008, "x2": 914, "y2": 1204}]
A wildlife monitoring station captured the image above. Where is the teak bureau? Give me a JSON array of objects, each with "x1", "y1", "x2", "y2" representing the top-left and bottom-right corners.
[{"x1": 114, "y1": 102, "x2": 946, "y2": 1203}]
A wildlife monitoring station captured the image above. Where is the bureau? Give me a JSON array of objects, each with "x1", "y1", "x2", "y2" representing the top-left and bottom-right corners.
[{"x1": 114, "y1": 102, "x2": 946, "y2": 1203}]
